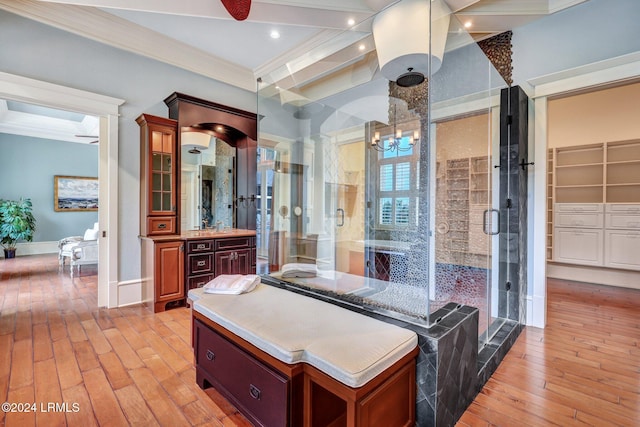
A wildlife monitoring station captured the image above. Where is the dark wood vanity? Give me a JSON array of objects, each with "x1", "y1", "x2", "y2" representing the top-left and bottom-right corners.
[{"x1": 137, "y1": 93, "x2": 258, "y2": 312}]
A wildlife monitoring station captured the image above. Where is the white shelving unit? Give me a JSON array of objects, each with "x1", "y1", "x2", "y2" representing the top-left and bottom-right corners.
[{"x1": 550, "y1": 139, "x2": 640, "y2": 271}]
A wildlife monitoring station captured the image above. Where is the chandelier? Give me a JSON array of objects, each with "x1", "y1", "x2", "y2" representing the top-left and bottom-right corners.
[{"x1": 371, "y1": 103, "x2": 419, "y2": 152}]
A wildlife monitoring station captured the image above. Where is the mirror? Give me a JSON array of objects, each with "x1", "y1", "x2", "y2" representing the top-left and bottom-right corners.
[{"x1": 181, "y1": 131, "x2": 236, "y2": 230}]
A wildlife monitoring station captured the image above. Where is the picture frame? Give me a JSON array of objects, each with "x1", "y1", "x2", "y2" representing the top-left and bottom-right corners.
[{"x1": 54, "y1": 175, "x2": 99, "y2": 212}]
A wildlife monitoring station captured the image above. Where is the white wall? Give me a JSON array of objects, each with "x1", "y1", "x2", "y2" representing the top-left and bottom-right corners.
[{"x1": 0, "y1": 10, "x2": 255, "y2": 281}]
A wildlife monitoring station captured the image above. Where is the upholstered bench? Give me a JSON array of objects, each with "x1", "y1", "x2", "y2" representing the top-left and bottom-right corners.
[{"x1": 189, "y1": 284, "x2": 419, "y2": 427}]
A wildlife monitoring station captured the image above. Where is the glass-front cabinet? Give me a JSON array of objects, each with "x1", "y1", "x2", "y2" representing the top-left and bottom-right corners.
[{"x1": 137, "y1": 114, "x2": 178, "y2": 236}]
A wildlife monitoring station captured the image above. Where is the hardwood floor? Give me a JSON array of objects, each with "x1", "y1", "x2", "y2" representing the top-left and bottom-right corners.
[
  {"x1": 1, "y1": 255, "x2": 638, "y2": 426},
  {"x1": 0, "y1": 254, "x2": 250, "y2": 426},
  {"x1": 458, "y1": 278, "x2": 640, "y2": 427}
]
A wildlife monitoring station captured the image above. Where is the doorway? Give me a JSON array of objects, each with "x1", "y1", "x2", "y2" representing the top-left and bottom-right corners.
[{"x1": 0, "y1": 71, "x2": 124, "y2": 307}]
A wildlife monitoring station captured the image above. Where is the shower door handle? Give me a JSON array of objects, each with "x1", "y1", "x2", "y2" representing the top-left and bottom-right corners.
[
  {"x1": 483, "y1": 209, "x2": 500, "y2": 235},
  {"x1": 336, "y1": 208, "x2": 345, "y2": 227}
]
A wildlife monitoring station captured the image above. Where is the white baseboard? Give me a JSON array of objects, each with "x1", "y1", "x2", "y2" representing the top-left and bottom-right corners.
[
  {"x1": 116, "y1": 279, "x2": 143, "y2": 307},
  {"x1": 0, "y1": 241, "x2": 58, "y2": 257},
  {"x1": 547, "y1": 262, "x2": 640, "y2": 290}
]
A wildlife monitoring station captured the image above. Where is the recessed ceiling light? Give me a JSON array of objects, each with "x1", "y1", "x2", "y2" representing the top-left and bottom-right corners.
[
  {"x1": 270, "y1": 30, "x2": 280, "y2": 39},
  {"x1": 347, "y1": 18, "x2": 355, "y2": 26},
  {"x1": 464, "y1": 21, "x2": 472, "y2": 28},
  {"x1": 359, "y1": 44, "x2": 365, "y2": 51}
]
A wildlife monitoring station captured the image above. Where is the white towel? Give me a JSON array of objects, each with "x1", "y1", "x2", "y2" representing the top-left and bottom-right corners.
[
  {"x1": 203, "y1": 274, "x2": 261, "y2": 295},
  {"x1": 281, "y1": 263, "x2": 318, "y2": 278}
]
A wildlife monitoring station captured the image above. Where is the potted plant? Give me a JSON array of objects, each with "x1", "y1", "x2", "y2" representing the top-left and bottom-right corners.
[{"x1": 0, "y1": 198, "x2": 36, "y2": 259}]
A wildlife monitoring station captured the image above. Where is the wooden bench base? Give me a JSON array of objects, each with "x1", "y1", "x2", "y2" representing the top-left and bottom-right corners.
[{"x1": 193, "y1": 311, "x2": 417, "y2": 427}]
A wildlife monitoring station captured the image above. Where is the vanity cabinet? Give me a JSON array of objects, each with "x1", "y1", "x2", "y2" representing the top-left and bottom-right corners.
[
  {"x1": 214, "y1": 236, "x2": 254, "y2": 276},
  {"x1": 137, "y1": 114, "x2": 179, "y2": 236},
  {"x1": 141, "y1": 238, "x2": 185, "y2": 312},
  {"x1": 185, "y1": 235, "x2": 256, "y2": 290}
]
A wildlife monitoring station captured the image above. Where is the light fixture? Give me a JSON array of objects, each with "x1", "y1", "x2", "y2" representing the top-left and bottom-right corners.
[
  {"x1": 371, "y1": 103, "x2": 419, "y2": 152},
  {"x1": 372, "y1": 0, "x2": 450, "y2": 85},
  {"x1": 270, "y1": 30, "x2": 280, "y2": 39},
  {"x1": 347, "y1": 18, "x2": 355, "y2": 26},
  {"x1": 181, "y1": 131, "x2": 211, "y2": 154}
]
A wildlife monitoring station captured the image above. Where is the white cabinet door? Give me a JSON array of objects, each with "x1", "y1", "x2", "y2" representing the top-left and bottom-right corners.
[
  {"x1": 604, "y1": 230, "x2": 640, "y2": 270},
  {"x1": 554, "y1": 228, "x2": 604, "y2": 266}
]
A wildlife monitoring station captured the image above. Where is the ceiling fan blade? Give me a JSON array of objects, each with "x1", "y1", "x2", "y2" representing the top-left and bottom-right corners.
[{"x1": 220, "y1": 0, "x2": 251, "y2": 21}]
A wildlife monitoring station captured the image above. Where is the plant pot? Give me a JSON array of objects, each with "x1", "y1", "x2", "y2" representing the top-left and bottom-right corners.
[{"x1": 3, "y1": 249, "x2": 16, "y2": 259}]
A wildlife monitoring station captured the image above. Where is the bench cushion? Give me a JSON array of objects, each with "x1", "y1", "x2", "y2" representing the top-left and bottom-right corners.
[{"x1": 189, "y1": 284, "x2": 418, "y2": 388}]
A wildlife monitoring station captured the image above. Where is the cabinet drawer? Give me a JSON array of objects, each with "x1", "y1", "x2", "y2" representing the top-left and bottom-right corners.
[
  {"x1": 215, "y1": 237, "x2": 251, "y2": 251},
  {"x1": 187, "y1": 274, "x2": 214, "y2": 290},
  {"x1": 605, "y1": 204, "x2": 640, "y2": 214},
  {"x1": 554, "y1": 212, "x2": 603, "y2": 228},
  {"x1": 195, "y1": 320, "x2": 288, "y2": 427},
  {"x1": 554, "y1": 203, "x2": 603, "y2": 213},
  {"x1": 147, "y1": 216, "x2": 176, "y2": 235},
  {"x1": 605, "y1": 213, "x2": 640, "y2": 229},
  {"x1": 553, "y1": 227, "x2": 603, "y2": 266},
  {"x1": 604, "y1": 230, "x2": 640, "y2": 270},
  {"x1": 188, "y1": 254, "x2": 213, "y2": 275},
  {"x1": 187, "y1": 240, "x2": 214, "y2": 253}
]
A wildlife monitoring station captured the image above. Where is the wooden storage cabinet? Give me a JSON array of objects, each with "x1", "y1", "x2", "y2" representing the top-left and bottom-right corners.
[
  {"x1": 194, "y1": 319, "x2": 289, "y2": 427},
  {"x1": 137, "y1": 114, "x2": 179, "y2": 236},
  {"x1": 141, "y1": 238, "x2": 185, "y2": 312},
  {"x1": 185, "y1": 236, "x2": 256, "y2": 290}
]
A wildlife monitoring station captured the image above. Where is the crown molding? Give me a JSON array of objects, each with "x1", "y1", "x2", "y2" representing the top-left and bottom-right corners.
[{"x1": 0, "y1": 0, "x2": 256, "y2": 92}]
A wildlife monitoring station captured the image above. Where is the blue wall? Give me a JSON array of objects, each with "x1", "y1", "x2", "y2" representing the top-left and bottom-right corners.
[{"x1": 0, "y1": 134, "x2": 98, "y2": 242}]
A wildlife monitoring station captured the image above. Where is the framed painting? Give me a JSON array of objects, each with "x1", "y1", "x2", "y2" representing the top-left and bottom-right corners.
[{"x1": 54, "y1": 175, "x2": 99, "y2": 212}]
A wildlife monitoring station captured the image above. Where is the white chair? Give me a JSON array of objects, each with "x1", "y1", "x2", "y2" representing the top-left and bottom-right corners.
[
  {"x1": 58, "y1": 223, "x2": 99, "y2": 270},
  {"x1": 70, "y1": 239, "x2": 99, "y2": 277}
]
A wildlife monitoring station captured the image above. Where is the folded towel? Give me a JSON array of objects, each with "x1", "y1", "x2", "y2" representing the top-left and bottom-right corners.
[
  {"x1": 203, "y1": 274, "x2": 260, "y2": 295},
  {"x1": 281, "y1": 263, "x2": 318, "y2": 278}
]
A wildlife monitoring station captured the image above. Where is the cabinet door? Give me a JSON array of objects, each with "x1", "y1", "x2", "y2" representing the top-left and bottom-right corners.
[
  {"x1": 215, "y1": 249, "x2": 253, "y2": 275},
  {"x1": 215, "y1": 251, "x2": 235, "y2": 275},
  {"x1": 604, "y1": 230, "x2": 640, "y2": 270},
  {"x1": 235, "y1": 249, "x2": 252, "y2": 275},
  {"x1": 553, "y1": 228, "x2": 603, "y2": 266},
  {"x1": 155, "y1": 241, "x2": 184, "y2": 301}
]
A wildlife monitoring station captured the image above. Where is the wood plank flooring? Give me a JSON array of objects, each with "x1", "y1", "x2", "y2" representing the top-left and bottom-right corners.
[
  {"x1": 458, "y1": 278, "x2": 640, "y2": 427},
  {"x1": 1, "y1": 255, "x2": 638, "y2": 426},
  {"x1": 0, "y1": 254, "x2": 251, "y2": 426}
]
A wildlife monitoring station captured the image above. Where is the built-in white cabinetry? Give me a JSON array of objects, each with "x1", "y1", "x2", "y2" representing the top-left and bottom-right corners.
[
  {"x1": 553, "y1": 204, "x2": 604, "y2": 266},
  {"x1": 603, "y1": 204, "x2": 640, "y2": 271},
  {"x1": 553, "y1": 203, "x2": 640, "y2": 270}
]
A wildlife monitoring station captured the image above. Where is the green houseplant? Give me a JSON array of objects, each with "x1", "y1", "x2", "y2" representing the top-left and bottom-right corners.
[{"x1": 0, "y1": 198, "x2": 36, "y2": 259}]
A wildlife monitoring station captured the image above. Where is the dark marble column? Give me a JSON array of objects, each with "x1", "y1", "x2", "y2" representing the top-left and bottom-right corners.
[{"x1": 498, "y1": 86, "x2": 529, "y2": 323}]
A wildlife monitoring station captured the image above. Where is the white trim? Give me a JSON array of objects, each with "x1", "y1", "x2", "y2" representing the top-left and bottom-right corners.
[
  {"x1": 527, "y1": 52, "x2": 640, "y2": 328},
  {"x1": 547, "y1": 263, "x2": 640, "y2": 290},
  {"x1": 0, "y1": 72, "x2": 124, "y2": 308},
  {"x1": 529, "y1": 52, "x2": 640, "y2": 99},
  {"x1": 116, "y1": 278, "x2": 144, "y2": 307}
]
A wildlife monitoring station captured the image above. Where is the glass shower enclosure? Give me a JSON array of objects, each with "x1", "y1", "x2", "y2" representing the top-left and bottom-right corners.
[{"x1": 256, "y1": 0, "x2": 524, "y2": 344}]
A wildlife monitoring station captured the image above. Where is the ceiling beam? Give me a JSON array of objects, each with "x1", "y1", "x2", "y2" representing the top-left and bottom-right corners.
[{"x1": 1, "y1": 0, "x2": 257, "y2": 91}]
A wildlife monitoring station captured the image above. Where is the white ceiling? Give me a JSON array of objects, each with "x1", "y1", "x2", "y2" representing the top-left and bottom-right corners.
[{"x1": 0, "y1": 0, "x2": 589, "y2": 142}]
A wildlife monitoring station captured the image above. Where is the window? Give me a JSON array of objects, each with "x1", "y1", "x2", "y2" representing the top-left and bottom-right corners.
[{"x1": 375, "y1": 136, "x2": 419, "y2": 228}]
